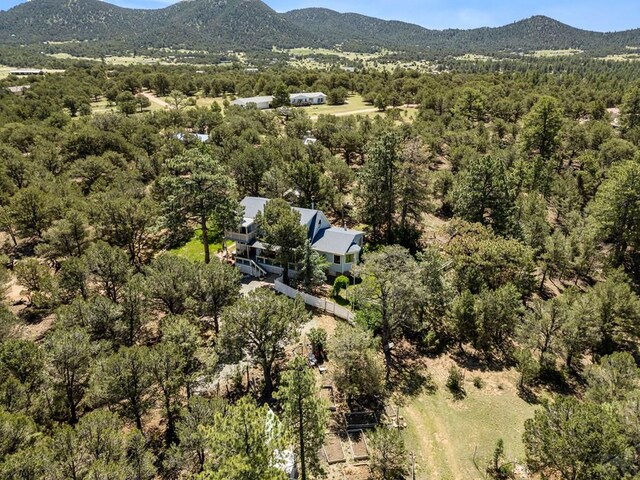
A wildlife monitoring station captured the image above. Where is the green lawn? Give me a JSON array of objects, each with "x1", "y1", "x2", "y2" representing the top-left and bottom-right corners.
[
  {"x1": 168, "y1": 229, "x2": 228, "y2": 263},
  {"x1": 402, "y1": 356, "x2": 539, "y2": 480}
]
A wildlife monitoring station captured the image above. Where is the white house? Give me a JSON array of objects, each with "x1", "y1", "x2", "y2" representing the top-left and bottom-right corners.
[
  {"x1": 231, "y1": 92, "x2": 327, "y2": 110},
  {"x1": 289, "y1": 92, "x2": 327, "y2": 106},
  {"x1": 226, "y1": 197, "x2": 364, "y2": 278},
  {"x1": 175, "y1": 132, "x2": 209, "y2": 142},
  {"x1": 231, "y1": 95, "x2": 273, "y2": 110}
]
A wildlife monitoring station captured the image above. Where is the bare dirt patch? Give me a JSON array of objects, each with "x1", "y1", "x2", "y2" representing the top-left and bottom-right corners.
[{"x1": 18, "y1": 313, "x2": 55, "y2": 342}]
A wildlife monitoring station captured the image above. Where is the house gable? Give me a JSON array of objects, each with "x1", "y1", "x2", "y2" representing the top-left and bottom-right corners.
[{"x1": 230, "y1": 197, "x2": 364, "y2": 277}]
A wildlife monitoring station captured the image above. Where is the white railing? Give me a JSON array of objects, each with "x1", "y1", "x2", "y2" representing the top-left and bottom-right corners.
[
  {"x1": 225, "y1": 231, "x2": 256, "y2": 243},
  {"x1": 274, "y1": 277, "x2": 355, "y2": 323},
  {"x1": 236, "y1": 257, "x2": 267, "y2": 278},
  {"x1": 252, "y1": 260, "x2": 268, "y2": 278}
]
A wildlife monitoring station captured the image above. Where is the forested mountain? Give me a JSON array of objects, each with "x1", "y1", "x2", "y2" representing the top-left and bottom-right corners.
[
  {"x1": 1, "y1": 0, "x2": 640, "y2": 54},
  {"x1": 284, "y1": 10, "x2": 640, "y2": 54},
  {"x1": 281, "y1": 7, "x2": 434, "y2": 51},
  {"x1": 0, "y1": 0, "x2": 318, "y2": 50},
  {"x1": 138, "y1": 0, "x2": 316, "y2": 50},
  {"x1": 0, "y1": 0, "x2": 148, "y2": 43}
]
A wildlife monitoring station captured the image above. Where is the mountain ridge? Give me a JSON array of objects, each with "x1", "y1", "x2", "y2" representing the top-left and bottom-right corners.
[{"x1": 1, "y1": 0, "x2": 639, "y2": 54}]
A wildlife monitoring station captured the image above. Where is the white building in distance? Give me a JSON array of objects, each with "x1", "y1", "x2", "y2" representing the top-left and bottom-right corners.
[{"x1": 231, "y1": 92, "x2": 327, "y2": 110}]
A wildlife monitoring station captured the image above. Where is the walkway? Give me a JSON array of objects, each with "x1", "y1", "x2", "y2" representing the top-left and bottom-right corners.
[{"x1": 240, "y1": 273, "x2": 278, "y2": 295}]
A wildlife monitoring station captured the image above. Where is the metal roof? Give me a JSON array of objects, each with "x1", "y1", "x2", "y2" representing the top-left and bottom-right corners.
[
  {"x1": 290, "y1": 92, "x2": 326, "y2": 99},
  {"x1": 231, "y1": 96, "x2": 273, "y2": 105},
  {"x1": 312, "y1": 227, "x2": 363, "y2": 255},
  {"x1": 240, "y1": 197, "x2": 269, "y2": 219},
  {"x1": 239, "y1": 197, "x2": 364, "y2": 255}
]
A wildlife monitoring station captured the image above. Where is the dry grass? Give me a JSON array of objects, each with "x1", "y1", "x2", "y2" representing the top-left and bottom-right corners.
[
  {"x1": 308, "y1": 311, "x2": 539, "y2": 480},
  {"x1": 600, "y1": 53, "x2": 640, "y2": 61},
  {"x1": 402, "y1": 355, "x2": 538, "y2": 480},
  {"x1": 455, "y1": 54, "x2": 493, "y2": 61},
  {"x1": 0, "y1": 65, "x2": 14, "y2": 79},
  {"x1": 530, "y1": 49, "x2": 583, "y2": 57}
]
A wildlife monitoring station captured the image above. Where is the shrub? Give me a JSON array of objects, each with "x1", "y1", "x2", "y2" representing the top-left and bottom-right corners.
[
  {"x1": 332, "y1": 275, "x2": 349, "y2": 297},
  {"x1": 473, "y1": 376, "x2": 484, "y2": 389},
  {"x1": 446, "y1": 366, "x2": 466, "y2": 399},
  {"x1": 308, "y1": 327, "x2": 327, "y2": 359}
]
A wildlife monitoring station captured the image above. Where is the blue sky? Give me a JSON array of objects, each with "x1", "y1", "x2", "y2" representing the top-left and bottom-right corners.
[{"x1": 2, "y1": 0, "x2": 638, "y2": 32}]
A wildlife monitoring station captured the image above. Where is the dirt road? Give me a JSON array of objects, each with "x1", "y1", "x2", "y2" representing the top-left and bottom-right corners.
[{"x1": 141, "y1": 91, "x2": 169, "y2": 108}]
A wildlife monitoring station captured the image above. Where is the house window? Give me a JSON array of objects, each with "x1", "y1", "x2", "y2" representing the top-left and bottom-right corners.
[
  {"x1": 333, "y1": 255, "x2": 341, "y2": 264},
  {"x1": 346, "y1": 254, "x2": 354, "y2": 264}
]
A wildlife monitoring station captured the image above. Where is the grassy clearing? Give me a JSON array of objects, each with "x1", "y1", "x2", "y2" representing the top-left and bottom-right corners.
[
  {"x1": 0, "y1": 66, "x2": 66, "y2": 79},
  {"x1": 276, "y1": 47, "x2": 389, "y2": 62},
  {"x1": 48, "y1": 52, "x2": 172, "y2": 65},
  {"x1": 276, "y1": 46, "x2": 431, "y2": 72},
  {"x1": 90, "y1": 98, "x2": 161, "y2": 115},
  {"x1": 0, "y1": 65, "x2": 13, "y2": 79},
  {"x1": 530, "y1": 49, "x2": 583, "y2": 57},
  {"x1": 402, "y1": 356, "x2": 538, "y2": 480},
  {"x1": 455, "y1": 54, "x2": 493, "y2": 61},
  {"x1": 168, "y1": 229, "x2": 226, "y2": 263},
  {"x1": 195, "y1": 96, "x2": 225, "y2": 108},
  {"x1": 600, "y1": 53, "x2": 640, "y2": 61},
  {"x1": 306, "y1": 94, "x2": 369, "y2": 116}
]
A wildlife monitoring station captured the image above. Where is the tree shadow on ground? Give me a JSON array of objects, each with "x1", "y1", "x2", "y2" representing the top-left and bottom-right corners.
[
  {"x1": 538, "y1": 367, "x2": 578, "y2": 396},
  {"x1": 450, "y1": 347, "x2": 510, "y2": 373},
  {"x1": 389, "y1": 341, "x2": 437, "y2": 397},
  {"x1": 18, "y1": 306, "x2": 50, "y2": 325},
  {"x1": 517, "y1": 386, "x2": 541, "y2": 404}
]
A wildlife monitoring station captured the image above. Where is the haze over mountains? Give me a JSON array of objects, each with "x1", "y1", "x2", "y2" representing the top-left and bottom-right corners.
[{"x1": 1, "y1": 0, "x2": 639, "y2": 54}]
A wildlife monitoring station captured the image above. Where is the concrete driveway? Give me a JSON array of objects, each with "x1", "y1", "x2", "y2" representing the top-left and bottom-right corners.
[{"x1": 240, "y1": 273, "x2": 277, "y2": 295}]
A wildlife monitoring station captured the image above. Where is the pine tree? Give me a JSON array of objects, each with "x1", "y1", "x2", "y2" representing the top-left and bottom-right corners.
[
  {"x1": 298, "y1": 239, "x2": 328, "y2": 293},
  {"x1": 275, "y1": 356, "x2": 328, "y2": 480}
]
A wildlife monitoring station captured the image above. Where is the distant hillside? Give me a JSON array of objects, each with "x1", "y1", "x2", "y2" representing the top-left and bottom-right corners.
[
  {"x1": 139, "y1": 0, "x2": 316, "y2": 50},
  {"x1": 1, "y1": 0, "x2": 639, "y2": 54},
  {"x1": 0, "y1": 0, "x2": 148, "y2": 43},
  {"x1": 0, "y1": 0, "x2": 317, "y2": 50},
  {"x1": 281, "y1": 7, "x2": 433, "y2": 51},
  {"x1": 284, "y1": 10, "x2": 640, "y2": 53}
]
